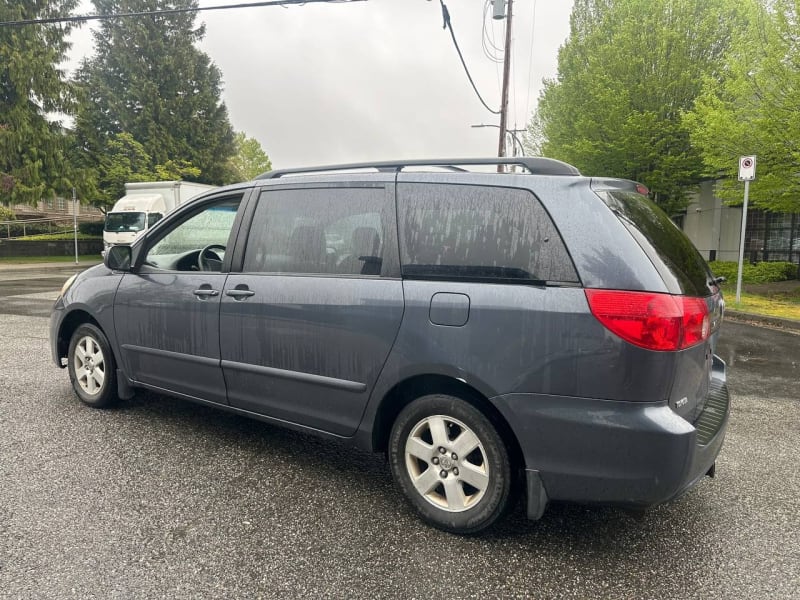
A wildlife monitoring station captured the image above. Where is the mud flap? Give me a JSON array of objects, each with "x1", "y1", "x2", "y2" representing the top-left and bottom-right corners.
[
  {"x1": 117, "y1": 369, "x2": 135, "y2": 400},
  {"x1": 526, "y1": 470, "x2": 549, "y2": 521}
]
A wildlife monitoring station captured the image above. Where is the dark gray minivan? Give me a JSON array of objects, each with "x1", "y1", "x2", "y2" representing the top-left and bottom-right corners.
[{"x1": 50, "y1": 158, "x2": 729, "y2": 534}]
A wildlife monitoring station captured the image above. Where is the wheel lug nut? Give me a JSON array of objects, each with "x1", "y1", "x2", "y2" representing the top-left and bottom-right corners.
[
  {"x1": 439, "y1": 447, "x2": 446, "y2": 454},
  {"x1": 440, "y1": 470, "x2": 448, "y2": 478},
  {"x1": 451, "y1": 453, "x2": 457, "y2": 460},
  {"x1": 453, "y1": 468, "x2": 459, "y2": 476},
  {"x1": 432, "y1": 457, "x2": 439, "y2": 465}
]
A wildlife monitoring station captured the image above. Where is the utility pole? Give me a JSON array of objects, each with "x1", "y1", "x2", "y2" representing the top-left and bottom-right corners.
[{"x1": 496, "y1": 0, "x2": 513, "y2": 171}]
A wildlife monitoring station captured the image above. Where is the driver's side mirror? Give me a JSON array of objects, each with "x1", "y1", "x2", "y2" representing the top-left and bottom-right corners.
[{"x1": 105, "y1": 245, "x2": 132, "y2": 271}]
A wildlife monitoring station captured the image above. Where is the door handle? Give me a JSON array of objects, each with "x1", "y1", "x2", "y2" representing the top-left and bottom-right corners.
[
  {"x1": 193, "y1": 288, "x2": 219, "y2": 298},
  {"x1": 225, "y1": 288, "x2": 255, "y2": 300}
]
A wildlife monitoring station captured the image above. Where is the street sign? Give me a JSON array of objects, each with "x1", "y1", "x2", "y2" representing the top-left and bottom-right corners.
[
  {"x1": 735, "y1": 155, "x2": 756, "y2": 302},
  {"x1": 738, "y1": 155, "x2": 756, "y2": 181}
]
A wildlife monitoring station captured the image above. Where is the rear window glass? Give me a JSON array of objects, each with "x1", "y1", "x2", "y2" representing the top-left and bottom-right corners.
[
  {"x1": 598, "y1": 190, "x2": 713, "y2": 296},
  {"x1": 398, "y1": 183, "x2": 578, "y2": 283}
]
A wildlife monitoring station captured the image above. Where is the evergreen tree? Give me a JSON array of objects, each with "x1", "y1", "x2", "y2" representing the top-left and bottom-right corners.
[
  {"x1": 0, "y1": 1, "x2": 78, "y2": 205},
  {"x1": 531, "y1": 0, "x2": 746, "y2": 215},
  {"x1": 75, "y1": 0, "x2": 236, "y2": 189}
]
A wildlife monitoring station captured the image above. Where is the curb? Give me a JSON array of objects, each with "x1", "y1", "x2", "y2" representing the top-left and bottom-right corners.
[{"x1": 725, "y1": 309, "x2": 800, "y2": 332}]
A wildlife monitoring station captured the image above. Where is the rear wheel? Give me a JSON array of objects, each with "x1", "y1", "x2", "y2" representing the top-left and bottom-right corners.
[
  {"x1": 388, "y1": 394, "x2": 513, "y2": 534},
  {"x1": 67, "y1": 324, "x2": 118, "y2": 408}
]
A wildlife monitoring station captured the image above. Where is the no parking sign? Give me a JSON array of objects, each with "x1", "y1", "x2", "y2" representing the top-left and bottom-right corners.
[
  {"x1": 735, "y1": 154, "x2": 756, "y2": 302},
  {"x1": 738, "y1": 155, "x2": 756, "y2": 181}
]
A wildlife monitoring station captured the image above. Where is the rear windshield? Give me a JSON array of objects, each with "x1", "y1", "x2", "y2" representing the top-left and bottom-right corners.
[{"x1": 597, "y1": 190, "x2": 713, "y2": 296}]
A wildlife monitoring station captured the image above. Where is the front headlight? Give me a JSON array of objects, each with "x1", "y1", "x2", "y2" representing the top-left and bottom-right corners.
[{"x1": 59, "y1": 274, "x2": 78, "y2": 298}]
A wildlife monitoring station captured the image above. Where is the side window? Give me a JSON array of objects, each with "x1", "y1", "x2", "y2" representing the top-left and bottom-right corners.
[
  {"x1": 147, "y1": 212, "x2": 163, "y2": 228},
  {"x1": 143, "y1": 197, "x2": 241, "y2": 271},
  {"x1": 243, "y1": 187, "x2": 388, "y2": 276},
  {"x1": 399, "y1": 183, "x2": 578, "y2": 283}
]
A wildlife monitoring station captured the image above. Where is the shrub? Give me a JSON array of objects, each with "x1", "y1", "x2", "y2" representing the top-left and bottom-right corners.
[
  {"x1": 2, "y1": 219, "x2": 104, "y2": 238},
  {"x1": 4, "y1": 221, "x2": 51, "y2": 237},
  {"x1": 709, "y1": 260, "x2": 798, "y2": 284},
  {"x1": 0, "y1": 206, "x2": 15, "y2": 221},
  {"x1": 79, "y1": 220, "x2": 105, "y2": 236}
]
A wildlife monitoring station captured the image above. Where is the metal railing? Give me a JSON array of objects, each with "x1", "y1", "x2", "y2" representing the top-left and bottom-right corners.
[{"x1": 0, "y1": 215, "x2": 102, "y2": 239}]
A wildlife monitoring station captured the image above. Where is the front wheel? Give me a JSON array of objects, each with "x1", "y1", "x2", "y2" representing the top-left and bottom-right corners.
[
  {"x1": 388, "y1": 394, "x2": 513, "y2": 534},
  {"x1": 67, "y1": 323, "x2": 118, "y2": 408}
]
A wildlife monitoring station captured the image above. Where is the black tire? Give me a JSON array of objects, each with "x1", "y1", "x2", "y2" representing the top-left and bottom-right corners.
[
  {"x1": 388, "y1": 394, "x2": 513, "y2": 534},
  {"x1": 67, "y1": 323, "x2": 119, "y2": 408}
]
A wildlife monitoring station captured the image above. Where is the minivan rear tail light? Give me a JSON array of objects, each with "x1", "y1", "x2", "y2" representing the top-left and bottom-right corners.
[{"x1": 585, "y1": 289, "x2": 710, "y2": 351}]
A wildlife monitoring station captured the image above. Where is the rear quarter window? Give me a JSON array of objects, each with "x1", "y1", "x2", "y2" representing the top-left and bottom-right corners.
[
  {"x1": 597, "y1": 190, "x2": 713, "y2": 296},
  {"x1": 398, "y1": 183, "x2": 578, "y2": 283}
]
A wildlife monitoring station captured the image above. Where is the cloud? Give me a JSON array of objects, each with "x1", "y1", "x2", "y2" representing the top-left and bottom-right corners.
[{"x1": 68, "y1": 0, "x2": 574, "y2": 169}]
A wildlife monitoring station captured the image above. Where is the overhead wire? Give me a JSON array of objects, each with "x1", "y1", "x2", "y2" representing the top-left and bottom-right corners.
[
  {"x1": 481, "y1": 0, "x2": 504, "y2": 63},
  {"x1": 0, "y1": 0, "x2": 365, "y2": 27},
  {"x1": 438, "y1": 0, "x2": 500, "y2": 115},
  {"x1": 524, "y1": 0, "x2": 537, "y2": 123},
  {"x1": 481, "y1": 0, "x2": 503, "y2": 103},
  {"x1": 511, "y1": 5, "x2": 517, "y2": 138}
]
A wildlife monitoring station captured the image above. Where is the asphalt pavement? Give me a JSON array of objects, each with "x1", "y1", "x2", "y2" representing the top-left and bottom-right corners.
[{"x1": 0, "y1": 267, "x2": 798, "y2": 599}]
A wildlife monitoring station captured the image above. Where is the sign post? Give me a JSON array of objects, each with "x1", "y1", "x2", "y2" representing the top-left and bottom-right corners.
[
  {"x1": 73, "y1": 187, "x2": 78, "y2": 265},
  {"x1": 735, "y1": 155, "x2": 756, "y2": 303}
]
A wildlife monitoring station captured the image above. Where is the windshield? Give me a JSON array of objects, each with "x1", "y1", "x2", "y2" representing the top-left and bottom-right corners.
[{"x1": 105, "y1": 212, "x2": 146, "y2": 233}]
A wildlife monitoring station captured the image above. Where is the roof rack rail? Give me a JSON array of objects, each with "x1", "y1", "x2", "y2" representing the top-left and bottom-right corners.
[{"x1": 255, "y1": 157, "x2": 581, "y2": 180}]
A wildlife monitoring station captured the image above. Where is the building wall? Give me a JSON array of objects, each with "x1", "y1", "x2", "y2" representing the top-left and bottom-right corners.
[
  {"x1": 682, "y1": 180, "x2": 800, "y2": 272},
  {"x1": 682, "y1": 180, "x2": 742, "y2": 261}
]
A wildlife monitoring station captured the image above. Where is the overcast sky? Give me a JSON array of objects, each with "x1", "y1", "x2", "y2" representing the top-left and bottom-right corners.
[{"x1": 67, "y1": 0, "x2": 575, "y2": 169}]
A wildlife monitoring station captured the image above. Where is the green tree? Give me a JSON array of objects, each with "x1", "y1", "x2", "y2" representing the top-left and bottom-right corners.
[
  {"x1": 75, "y1": 0, "x2": 236, "y2": 190},
  {"x1": 93, "y1": 132, "x2": 154, "y2": 206},
  {"x1": 531, "y1": 0, "x2": 746, "y2": 214},
  {"x1": 0, "y1": 1, "x2": 79, "y2": 205},
  {"x1": 228, "y1": 131, "x2": 272, "y2": 181},
  {"x1": 89, "y1": 132, "x2": 203, "y2": 209},
  {"x1": 685, "y1": 0, "x2": 800, "y2": 212}
]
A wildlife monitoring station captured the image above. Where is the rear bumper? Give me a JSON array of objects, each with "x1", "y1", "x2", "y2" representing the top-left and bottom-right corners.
[{"x1": 491, "y1": 356, "x2": 729, "y2": 515}]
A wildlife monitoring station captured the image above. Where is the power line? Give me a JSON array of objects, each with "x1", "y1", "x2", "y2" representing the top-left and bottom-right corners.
[
  {"x1": 481, "y1": 0, "x2": 504, "y2": 63},
  {"x1": 438, "y1": 0, "x2": 500, "y2": 115},
  {"x1": 0, "y1": 0, "x2": 365, "y2": 27},
  {"x1": 511, "y1": 9, "x2": 517, "y2": 132},
  {"x1": 524, "y1": 0, "x2": 537, "y2": 121}
]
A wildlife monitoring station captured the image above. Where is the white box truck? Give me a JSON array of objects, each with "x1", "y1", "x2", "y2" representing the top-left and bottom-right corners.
[{"x1": 103, "y1": 181, "x2": 216, "y2": 252}]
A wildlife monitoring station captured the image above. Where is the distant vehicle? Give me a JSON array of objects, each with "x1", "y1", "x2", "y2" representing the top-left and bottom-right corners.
[
  {"x1": 103, "y1": 181, "x2": 217, "y2": 253},
  {"x1": 52, "y1": 158, "x2": 729, "y2": 534}
]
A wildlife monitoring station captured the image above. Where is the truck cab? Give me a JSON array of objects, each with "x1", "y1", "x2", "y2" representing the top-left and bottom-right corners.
[
  {"x1": 103, "y1": 194, "x2": 167, "y2": 252},
  {"x1": 102, "y1": 181, "x2": 218, "y2": 254}
]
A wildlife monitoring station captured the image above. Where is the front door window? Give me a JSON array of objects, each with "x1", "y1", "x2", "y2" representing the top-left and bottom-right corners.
[{"x1": 144, "y1": 198, "x2": 240, "y2": 271}]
